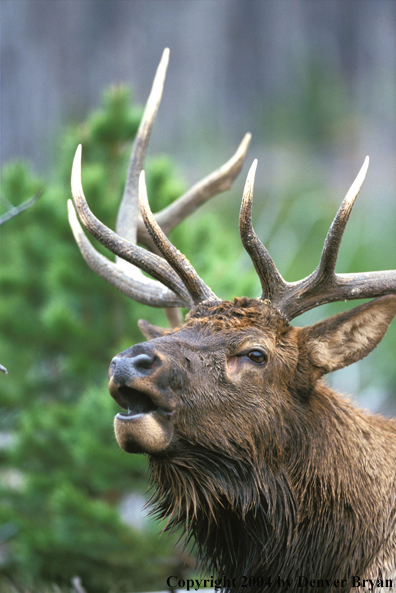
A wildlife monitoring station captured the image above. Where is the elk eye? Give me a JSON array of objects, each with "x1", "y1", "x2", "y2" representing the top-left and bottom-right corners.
[{"x1": 247, "y1": 350, "x2": 267, "y2": 365}]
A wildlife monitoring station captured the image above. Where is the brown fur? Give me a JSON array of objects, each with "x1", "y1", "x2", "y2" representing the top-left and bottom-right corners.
[{"x1": 109, "y1": 296, "x2": 396, "y2": 592}]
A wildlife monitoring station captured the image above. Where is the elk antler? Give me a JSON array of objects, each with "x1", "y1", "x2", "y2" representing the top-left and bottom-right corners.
[
  {"x1": 69, "y1": 148, "x2": 193, "y2": 309},
  {"x1": 138, "y1": 171, "x2": 216, "y2": 305},
  {"x1": 240, "y1": 158, "x2": 396, "y2": 320},
  {"x1": 239, "y1": 159, "x2": 289, "y2": 301},
  {"x1": 69, "y1": 48, "x2": 250, "y2": 316}
]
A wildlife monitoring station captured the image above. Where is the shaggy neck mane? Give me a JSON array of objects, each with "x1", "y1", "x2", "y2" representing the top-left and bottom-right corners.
[
  {"x1": 148, "y1": 387, "x2": 395, "y2": 592},
  {"x1": 149, "y1": 444, "x2": 294, "y2": 578}
]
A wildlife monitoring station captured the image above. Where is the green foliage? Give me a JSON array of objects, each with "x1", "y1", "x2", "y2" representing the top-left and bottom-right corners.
[
  {"x1": 89, "y1": 86, "x2": 143, "y2": 147},
  {"x1": 0, "y1": 86, "x2": 186, "y2": 592}
]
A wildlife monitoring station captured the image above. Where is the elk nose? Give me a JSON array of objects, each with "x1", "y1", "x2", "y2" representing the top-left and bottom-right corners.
[{"x1": 110, "y1": 353, "x2": 159, "y2": 386}]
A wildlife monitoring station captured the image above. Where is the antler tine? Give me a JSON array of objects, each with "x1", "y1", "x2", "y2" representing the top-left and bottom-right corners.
[
  {"x1": 239, "y1": 160, "x2": 288, "y2": 301},
  {"x1": 270, "y1": 157, "x2": 396, "y2": 320},
  {"x1": 139, "y1": 171, "x2": 218, "y2": 305},
  {"x1": 116, "y1": 47, "x2": 169, "y2": 246},
  {"x1": 67, "y1": 200, "x2": 188, "y2": 308},
  {"x1": 71, "y1": 145, "x2": 193, "y2": 308},
  {"x1": 138, "y1": 132, "x2": 252, "y2": 242},
  {"x1": 315, "y1": 156, "x2": 370, "y2": 278}
]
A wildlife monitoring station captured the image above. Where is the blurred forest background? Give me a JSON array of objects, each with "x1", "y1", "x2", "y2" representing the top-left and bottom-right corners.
[{"x1": 1, "y1": 1, "x2": 395, "y2": 591}]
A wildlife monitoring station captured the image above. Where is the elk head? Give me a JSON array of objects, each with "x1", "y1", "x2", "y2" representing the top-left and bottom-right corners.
[
  {"x1": 70, "y1": 123, "x2": 396, "y2": 457},
  {"x1": 106, "y1": 293, "x2": 396, "y2": 459},
  {"x1": 69, "y1": 49, "x2": 396, "y2": 585}
]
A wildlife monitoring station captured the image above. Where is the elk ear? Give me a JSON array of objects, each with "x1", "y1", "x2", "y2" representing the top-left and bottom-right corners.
[
  {"x1": 138, "y1": 319, "x2": 168, "y2": 340},
  {"x1": 301, "y1": 295, "x2": 396, "y2": 375}
]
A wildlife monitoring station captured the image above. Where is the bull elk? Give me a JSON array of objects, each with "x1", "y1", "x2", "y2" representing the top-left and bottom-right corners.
[{"x1": 68, "y1": 49, "x2": 396, "y2": 592}]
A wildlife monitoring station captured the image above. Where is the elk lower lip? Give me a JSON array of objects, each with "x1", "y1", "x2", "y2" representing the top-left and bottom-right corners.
[
  {"x1": 116, "y1": 411, "x2": 149, "y2": 421},
  {"x1": 115, "y1": 409, "x2": 174, "y2": 422}
]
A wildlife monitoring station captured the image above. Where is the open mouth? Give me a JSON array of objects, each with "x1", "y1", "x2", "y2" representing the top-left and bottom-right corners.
[
  {"x1": 111, "y1": 381, "x2": 176, "y2": 454},
  {"x1": 116, "y1": 386, "x2": 160, "y2": 419}
]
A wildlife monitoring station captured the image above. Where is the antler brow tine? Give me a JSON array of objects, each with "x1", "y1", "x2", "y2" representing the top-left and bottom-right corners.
[{"x1": 236, "y1": 157, "x2": 395, "y2": 320}]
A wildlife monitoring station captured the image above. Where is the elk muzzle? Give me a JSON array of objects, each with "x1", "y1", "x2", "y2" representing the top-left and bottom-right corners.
[{"x1": 109, "y1": 345, "x2": 176, "y2": 454}]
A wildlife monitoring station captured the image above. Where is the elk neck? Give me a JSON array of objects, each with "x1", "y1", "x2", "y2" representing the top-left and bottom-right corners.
[{"x1": 148, "y1": 386, "x2": 396, "y2": 589}]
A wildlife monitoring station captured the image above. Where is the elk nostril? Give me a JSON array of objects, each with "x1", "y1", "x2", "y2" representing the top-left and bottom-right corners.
[
  {"x1": 110, "y1": 353, "x2": 159, "y2": 386},
  {"x1": 133, "y1": 353, "x2": 159, "y2": 370}
]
